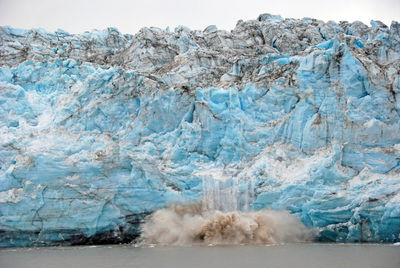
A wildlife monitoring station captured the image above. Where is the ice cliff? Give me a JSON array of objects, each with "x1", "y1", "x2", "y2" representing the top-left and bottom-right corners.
[{"x1": 1, "y1": 14, "x2": 400, "y2": 247}]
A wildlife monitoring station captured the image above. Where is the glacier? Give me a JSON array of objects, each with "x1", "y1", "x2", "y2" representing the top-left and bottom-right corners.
[{"x1": 0, "y1": 13, "x2": 400, "y2": 247}]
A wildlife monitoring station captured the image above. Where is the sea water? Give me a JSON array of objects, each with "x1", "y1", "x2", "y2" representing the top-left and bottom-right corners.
[{"x1": 1, "y1": 244, "x2": 399, "y2": 268}]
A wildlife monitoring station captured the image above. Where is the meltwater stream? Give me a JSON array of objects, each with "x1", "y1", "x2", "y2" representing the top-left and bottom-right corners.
[{"x1": 140, "y1": 176, "x2": 312, "y2": 245}]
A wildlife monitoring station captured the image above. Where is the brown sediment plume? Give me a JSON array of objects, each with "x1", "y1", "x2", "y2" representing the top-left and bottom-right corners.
[{"x1": 140, "y1": 203, "x2": 313, "y2": 246}]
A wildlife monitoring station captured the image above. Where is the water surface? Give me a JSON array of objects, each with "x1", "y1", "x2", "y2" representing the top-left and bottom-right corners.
[{"x1": 1, "y1": 243, "x2": 399, "y2": 268}]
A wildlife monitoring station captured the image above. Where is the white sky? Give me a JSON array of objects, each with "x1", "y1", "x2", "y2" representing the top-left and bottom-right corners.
[{"x1": 0, "y1": 0, "x2": 399, "y2": 34}]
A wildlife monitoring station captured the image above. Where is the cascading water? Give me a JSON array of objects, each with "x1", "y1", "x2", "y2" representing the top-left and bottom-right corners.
[
  {"x1": 140, "y1": 175, "x2": 313, "y2": 245},
  {"x1": 200, "y1": 174, "x2": 256, "y2": 212},
  {"x1": 202, "y1": 176, "x2": 241, "y2": 212}
]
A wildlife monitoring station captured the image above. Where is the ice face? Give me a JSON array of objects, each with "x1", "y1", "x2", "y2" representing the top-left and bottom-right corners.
[{"x1": 0, "y1": 14, "x2": 399, "y2": 247}]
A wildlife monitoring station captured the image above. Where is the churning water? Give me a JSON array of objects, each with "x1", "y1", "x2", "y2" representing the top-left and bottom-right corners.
[{"x1": 140, "y1": 175, "x2": 312, "y2": 245}]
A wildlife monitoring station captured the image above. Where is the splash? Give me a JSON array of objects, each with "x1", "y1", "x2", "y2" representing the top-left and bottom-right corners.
[
  {"x1": 140, "y1": 203, "x2": 313, "y2": 246},
  {"x1": 140, "y1": 174, "x2": 312, "y2": 246}
]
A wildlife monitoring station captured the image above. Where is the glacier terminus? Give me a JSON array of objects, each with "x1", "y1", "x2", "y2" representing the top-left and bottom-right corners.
[{"x1": 0, "y1": 13, "x2": 400, "y2": 247}]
